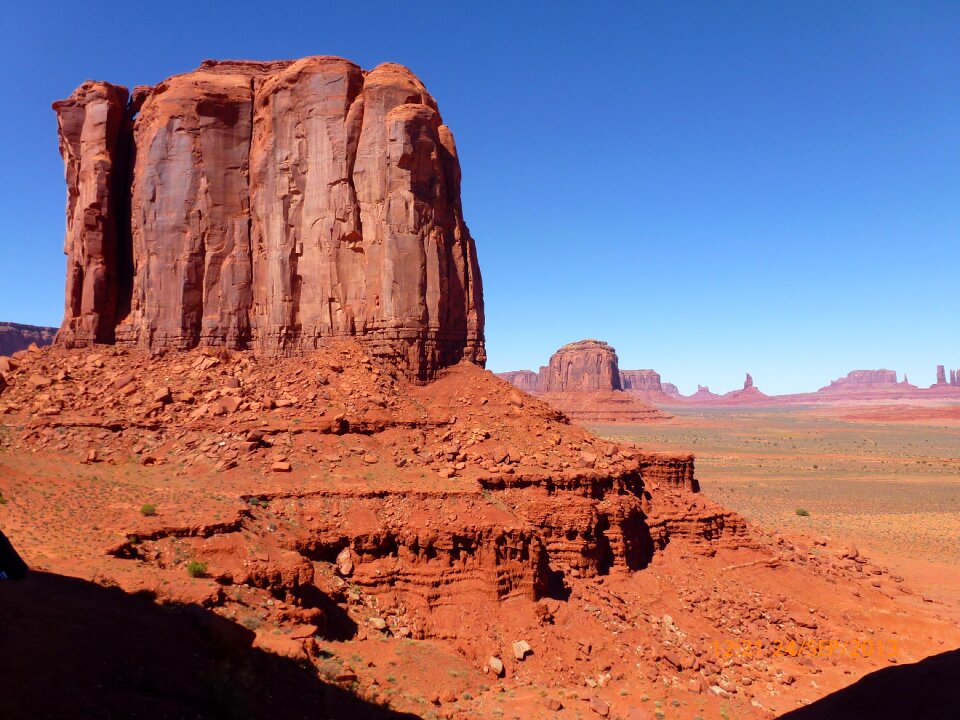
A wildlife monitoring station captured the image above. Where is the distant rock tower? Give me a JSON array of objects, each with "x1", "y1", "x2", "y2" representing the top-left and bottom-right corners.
[
  {"x1": 951, "y1": 369, "x2": 958, "y2": 386},
  {"x1": 744, "y1": 373, "x2": 754, "y2": 389},
  {"x1": 936, "y1": 365, "x2": 947, "y2": 385}
]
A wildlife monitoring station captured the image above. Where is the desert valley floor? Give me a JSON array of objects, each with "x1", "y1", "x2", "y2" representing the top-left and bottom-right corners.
[{"x1": 593, "y1": 406, "x2": 960, "y2": 617}]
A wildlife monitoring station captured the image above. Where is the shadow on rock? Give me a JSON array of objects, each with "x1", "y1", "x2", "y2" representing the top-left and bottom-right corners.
[
  {"x1": 0, "y1": 571, "x2": 418, "y2": 720},
  {"x1": 777, "y1": 648, "x2": 960, "y2": 720}
]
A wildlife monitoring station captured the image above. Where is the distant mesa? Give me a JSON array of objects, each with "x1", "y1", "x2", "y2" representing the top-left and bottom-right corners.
[
  {"x1": 497, "y1": 339, "x2": 668, "y2": 423},
  {"x1": 0, "y1": 323, "x2": 57, "y2": 357},
  {"x1": 502, "y1": 347, "x2": 960, "y2": 409},
  {"x1": 821, "y1": 369, "x2": 901, "y2": 391}
]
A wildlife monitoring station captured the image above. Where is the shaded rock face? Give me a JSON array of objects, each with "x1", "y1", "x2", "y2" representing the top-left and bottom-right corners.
[
  {"x1": 619, "y1": 369, "x2": 662, "y2": 393},
  {"x1": 497, "y1": 370, "x2": 540, "y2": 393},
  {"x1": 540, "y1": 340, "x2": 621, "y2": 392},
  {"x1": 54, "y1": 57, "x2": 485, "y2": 380},
  {"x1": 936, "y1": 365, "x2": 947, "y2": 385},
  {"x1": 0, "y1": 323, "x2": 57, "y2": 357}
]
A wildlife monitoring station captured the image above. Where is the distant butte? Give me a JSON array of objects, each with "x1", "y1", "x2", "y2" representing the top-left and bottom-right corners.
[
  {"x1": 502, "y1": 352, "x2": 960, "y2": 409},
  {"x1": 497, "y1": 340, "x2": 668, "y2": 422}
]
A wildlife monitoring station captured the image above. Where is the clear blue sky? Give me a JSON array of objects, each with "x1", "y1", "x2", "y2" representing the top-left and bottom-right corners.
[{"x1": 1, "y1": 1, "x2": 957, "y2": 394}]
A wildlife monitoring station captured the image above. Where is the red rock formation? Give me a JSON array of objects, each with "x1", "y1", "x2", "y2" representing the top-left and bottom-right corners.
[
  {"x1": 497, "y1": 341, "x2": 667, "y2": 421},
  {"x1": 540, "y1": 340, "x2": 621, "y2": 392},
  {"x1": 936, "y1": 365, "x2": 947, "y2": 385},
  {"x1": 688, "y1": 385, "x2": 719, "y2": 401},
  {"x1": 52, "y1": 82, "x2": 130, "y2": 346},
  {"x1": 951, "y1": 369, "x2": 958, "y2": 386},
  {"x1": 661, "y1": 382, "x2": 681, "y2": 398},
  {"x1": 743, "y1": 372, "x2": 754, "y2": 389},
  {"x1": 822, "y1": 369, "x2": 899, "y2": 390},
  {"x1": 620, "y1": 369, "x2": 662, "y2": 393},
  {"x1": 54, "y1": 57, "x2": 484, "y2": 380},
  {"x1": 0, "y1": 323, "x2": 57, "y2": 357},
  {"x1": 497, "y1": 370, "x2": 540, "y2": 393}
]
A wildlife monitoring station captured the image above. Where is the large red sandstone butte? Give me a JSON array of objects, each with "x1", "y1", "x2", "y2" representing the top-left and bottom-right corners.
[{"x1": 53, "y1": 57, "x2": 484, "y2": 380}]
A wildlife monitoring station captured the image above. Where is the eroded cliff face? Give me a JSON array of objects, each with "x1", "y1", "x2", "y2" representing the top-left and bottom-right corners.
[
  {"x1": 54, "y1": 57, "x2": 484, "y2": 380},
  {"x1": 52, "y1": 82, "x2": 130, "y2": 346},
  {"x1": 620, "y1": 369, "x2": 662, "y2": 393},
  {"x1": 540, "y1": 339, "x2": 621, "y2": 392},
  {"x1": 0, "y1": 323, "x2": 57, "y2": 357}
]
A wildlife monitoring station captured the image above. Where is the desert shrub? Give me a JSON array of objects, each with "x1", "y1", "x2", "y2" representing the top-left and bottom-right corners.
[
  {"x1": 139, "y1": 503, "x2": 157, "y2": 516},
  {"x1": 186, "y1": 560, "x2": 207, "y2": 578},
  {"x1": 795, "y1": 508, "x2": 810, "y2": 517}
]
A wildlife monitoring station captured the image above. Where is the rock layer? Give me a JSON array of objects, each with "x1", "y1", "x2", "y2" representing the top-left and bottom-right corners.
[{"x1": 54, "y1": 57, "x2": 484, "y2": 380}]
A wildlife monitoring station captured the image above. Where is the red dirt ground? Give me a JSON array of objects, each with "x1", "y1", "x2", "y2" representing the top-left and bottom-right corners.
[{"x1": 2, "y1": 343, "x2": 959, "y2": 719}]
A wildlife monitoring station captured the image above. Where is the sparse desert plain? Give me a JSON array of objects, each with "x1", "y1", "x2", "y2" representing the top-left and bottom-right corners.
[{"x1": 591, "y1": 406, "x2": 960, "y2": 606}]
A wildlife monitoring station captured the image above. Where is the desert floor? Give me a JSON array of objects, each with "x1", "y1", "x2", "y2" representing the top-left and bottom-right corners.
[{"x1": 590, "y1": 406, "x2": 960, "y2": 607}]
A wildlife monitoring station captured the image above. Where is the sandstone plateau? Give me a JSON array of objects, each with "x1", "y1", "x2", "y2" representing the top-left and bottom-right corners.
[
  {"x1": 0, "y1": 322, "x2": 56, "y2": 357},
  {"x1": 53, "y1": 57, "x2": 483, "y2": 380}
]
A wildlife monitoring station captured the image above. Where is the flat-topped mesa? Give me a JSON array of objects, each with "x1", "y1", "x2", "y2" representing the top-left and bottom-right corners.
[
  {"x1": 540, "y1": 339, "x2": 621, "y2": 392},
  {"x1": 53, "y1": 56, "x2": 485, "y2": 381},
  {"x1": 620, "y1": 369, "x2": 662, "y2": 393},
  {"x1": 823, "y1": 369, "x2": 899, "y2": 390}
]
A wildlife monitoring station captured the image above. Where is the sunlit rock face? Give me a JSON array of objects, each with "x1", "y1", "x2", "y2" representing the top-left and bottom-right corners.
[{"x1": 53, "y1": 57, "x2": 485, "y2": 380}]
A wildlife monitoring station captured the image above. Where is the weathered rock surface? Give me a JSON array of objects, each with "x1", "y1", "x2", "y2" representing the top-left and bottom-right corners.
[
  {"x1": 935, "y1": 365, "x2": 947, "y2": 385},
  {"x1": 619, "y1": 369, "x2": 663, "y2": 393},
  {"x1": 54, "y1": 57, "x2": 484, "y2": 380},
  {"x1": 0, "y1": 323, "x2": 57, "y2": 357},
  {"x1": 540, "y1": 340, "x2": 622, "y2": 392}
]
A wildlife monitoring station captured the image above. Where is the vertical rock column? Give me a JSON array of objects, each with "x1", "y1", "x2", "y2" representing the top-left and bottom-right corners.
[
  {"x1": 249, "y1": 57, "x2": 367, "y2": 352},
  {"x1": 118, "y1": 70, "x2": 255, "y2": 350},
  {"x1": 53, "y1": 82, "x2": 130, "y2": 346}
]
